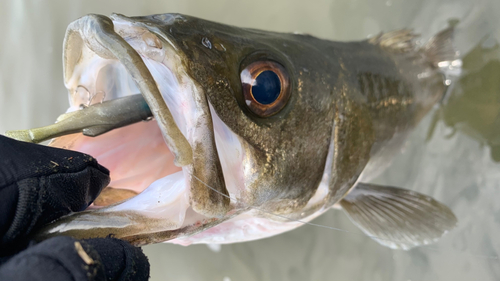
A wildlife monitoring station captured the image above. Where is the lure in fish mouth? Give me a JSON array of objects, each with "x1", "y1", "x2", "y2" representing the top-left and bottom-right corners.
[{"x1": 5, "y1": 13, "x2": 460, "y2": 249}]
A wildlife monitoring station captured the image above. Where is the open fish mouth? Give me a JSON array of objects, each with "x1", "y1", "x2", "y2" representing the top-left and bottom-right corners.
[{"x1": 7, "y1": 14, "x2": 244, "y2": 245}]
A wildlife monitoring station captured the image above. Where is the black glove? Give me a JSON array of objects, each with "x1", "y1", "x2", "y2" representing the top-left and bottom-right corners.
[{"x1": 0, "y1": 135, "x2": 150, "y2": 281}]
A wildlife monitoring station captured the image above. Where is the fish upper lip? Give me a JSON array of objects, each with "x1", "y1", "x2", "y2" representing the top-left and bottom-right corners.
[
  {"x1": 63, "y1": 14, "x2": 193, "y2": 167},
  {"x1": 64, "y1": 14, "x2": 231, "y2": 216}
]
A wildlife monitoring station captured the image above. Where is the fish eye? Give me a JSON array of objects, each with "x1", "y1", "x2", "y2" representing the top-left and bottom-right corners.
[{"x1": 240, "y1": 61, "x2": 291, "y2": 117}]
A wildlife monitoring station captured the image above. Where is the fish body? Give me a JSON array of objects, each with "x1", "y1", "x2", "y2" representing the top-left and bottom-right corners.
[{"x1": 8, "y1": 14, "x2": 458, "y2": 249}]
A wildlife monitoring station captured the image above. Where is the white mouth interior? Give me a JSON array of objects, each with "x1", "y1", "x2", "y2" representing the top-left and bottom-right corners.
[
  {"x1": 51, "y1": 21, "x2": 196, "y2": 227},
  {"x1": 51, "y1": 18, "x2": 250, "y2": 231}
]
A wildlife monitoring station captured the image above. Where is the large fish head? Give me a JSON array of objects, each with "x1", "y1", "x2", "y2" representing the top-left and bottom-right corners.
[
  {"x1": 154, "y1": 14, "x2": 340, "y2": 210},
  {"x1": 38, "y1": 13, "x2": 341, "y2": 245}
]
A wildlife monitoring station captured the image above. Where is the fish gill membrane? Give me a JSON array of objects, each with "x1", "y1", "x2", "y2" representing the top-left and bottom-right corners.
[{"x1": 4, "y1": 13, "x2": 464, "y2": 250}]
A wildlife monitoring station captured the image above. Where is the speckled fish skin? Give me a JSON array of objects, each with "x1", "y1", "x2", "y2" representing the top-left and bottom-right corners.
[
  {"x1": 140, "y1": 14, "x2": 446, "y2": 212},
  {"x1": 30, "y1": 13, "x2": 457, "y2": 247}
]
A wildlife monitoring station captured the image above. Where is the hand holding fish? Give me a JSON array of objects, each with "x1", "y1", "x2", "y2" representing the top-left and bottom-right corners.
[{"x1": 0, "y1": 136, "x2": 149, "y2": 281}]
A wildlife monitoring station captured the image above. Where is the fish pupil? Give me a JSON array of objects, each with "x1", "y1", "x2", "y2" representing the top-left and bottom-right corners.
[{"x1": 251, "y1": 70, "x2": 281, "y2": 104}]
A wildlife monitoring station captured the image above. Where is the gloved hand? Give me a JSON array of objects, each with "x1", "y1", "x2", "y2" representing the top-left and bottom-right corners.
[{"x1": 0, "y1": 135, "x2": 150, "y2": 281}]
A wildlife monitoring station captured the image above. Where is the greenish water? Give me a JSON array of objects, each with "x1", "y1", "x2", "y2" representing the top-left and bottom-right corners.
[
  {"x1": 434, "y1": 42, "x2": 500, "y2": 162},
  {"x1": 0, "y1": 0, "x2": 499, "y2": 280}
]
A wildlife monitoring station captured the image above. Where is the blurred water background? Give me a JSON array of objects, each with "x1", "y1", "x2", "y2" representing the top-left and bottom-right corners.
[{"x1": 1, "y1": 0, "x2": 499, "y2": 280}]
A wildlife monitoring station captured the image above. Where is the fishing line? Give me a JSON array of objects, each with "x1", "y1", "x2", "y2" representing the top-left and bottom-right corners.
[
  {"x1": 189, "y1": 174, "x2": 408, "y2": 243},
  {"x1": 189, "y1": 173, "x2": 499, "y2": 261}
]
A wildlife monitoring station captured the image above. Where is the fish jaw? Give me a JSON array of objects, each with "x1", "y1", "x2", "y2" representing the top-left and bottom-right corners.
[{"x1": 36, "y1": 14, "x2": 236, "y2": 243}]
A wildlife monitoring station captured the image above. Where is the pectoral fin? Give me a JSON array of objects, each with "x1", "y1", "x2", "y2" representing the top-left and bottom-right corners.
[{"x1": 340, "y1": 183, "x2": 457, "y2": 250}]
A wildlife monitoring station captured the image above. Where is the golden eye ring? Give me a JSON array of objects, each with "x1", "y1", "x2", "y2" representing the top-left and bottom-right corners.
[{"x1": 240, "y1": 61, "x2": 291, "y2": 117}]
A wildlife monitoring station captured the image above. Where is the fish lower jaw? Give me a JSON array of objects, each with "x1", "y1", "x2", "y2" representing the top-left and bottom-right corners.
[{"x1": 45, "y1": 120, "x2": 206, "y2": 242}]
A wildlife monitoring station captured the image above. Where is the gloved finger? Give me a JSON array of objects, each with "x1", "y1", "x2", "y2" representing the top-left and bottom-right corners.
[
  {"x1": 0, "y1": 135, "x2": 110, "y2": 251},
  {"x1": 0, "y1": 236, "x2": 150, "y2": 281},
  {"x1": 83, "y1": 238, "x2": 150, "y2": 281}
]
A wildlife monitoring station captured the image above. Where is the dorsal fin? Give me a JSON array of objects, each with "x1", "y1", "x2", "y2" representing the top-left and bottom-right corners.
[
  {"x1": 368, "y1": 29, "x2": 419, "y2": 53},
  {"x1": 369, "y1": 27, "x2": 460, "y2": 67},
  {"x1": 422, "y1": 27, "x2": 460, "y2": 67}
]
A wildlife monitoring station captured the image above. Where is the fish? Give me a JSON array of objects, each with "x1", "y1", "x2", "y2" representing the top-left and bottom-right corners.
[{"x1": 5, "y1": 13, "x2": 460, "y2": 249}]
